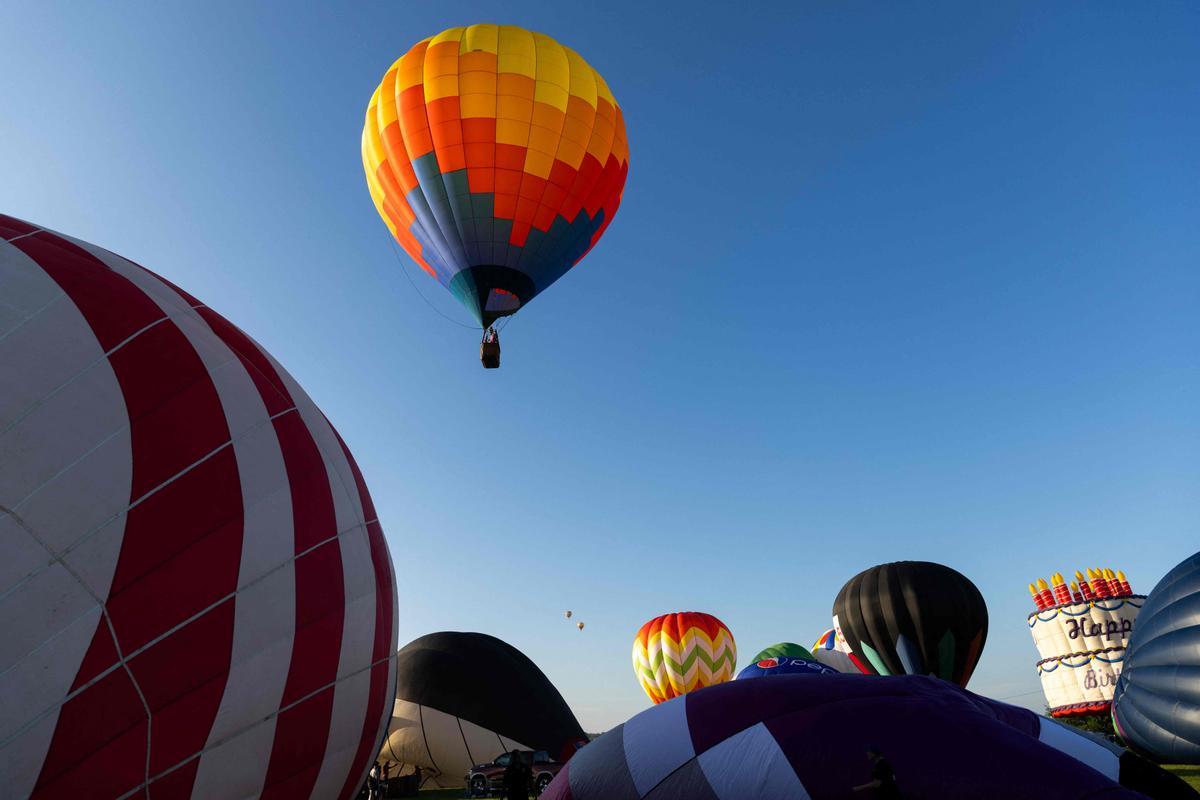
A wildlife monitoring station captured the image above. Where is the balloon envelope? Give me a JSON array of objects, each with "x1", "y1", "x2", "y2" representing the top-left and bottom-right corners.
[
  {"x1": 543, "y1": 675, "x2": 1192, "y2": 800},
  {"x1": 833, "y1": 561, "x2": 988, "y2": 686},
  {"x1": 812, "y1": 627, "x2": 866, "y2": 674},
  {"x1": 632, "y1": 612, "x2": 736, "y2": 705},
  {"x1": 0, "y1": 215, "x2": 398, "y2": 799},
  {"x1": 379, "y1": 632, "x2": 586, "y2": 788},
  {"x1": 1113, "y1": 551, "x2": 1200, "y2": 764},
  {"x1": 748, "y1": 642, "x2": 814, "y2": 664},
  {"x1": 736, "y1": 656, "x2": 837, "y2": 680},
  {"x1": 362, "y1": 24, "x2": 629, "y2": 327}
]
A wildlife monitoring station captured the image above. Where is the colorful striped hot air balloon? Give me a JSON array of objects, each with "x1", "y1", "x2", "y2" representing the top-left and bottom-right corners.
[
  {"x1": 631, "y1": 612, "x2": 736, "y2": 705},
  {"x1": 362, "y1": 24, "x2": 629, "y2": 341}
]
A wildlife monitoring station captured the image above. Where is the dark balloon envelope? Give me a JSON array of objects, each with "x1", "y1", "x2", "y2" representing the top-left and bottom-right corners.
[
  {"x1": 542, "y1": 674, "x2": 1191, "y2": 800},
  {"x1": 1113, "y1": 551, "x2": 1200, "y2": 764},
  {"x1": 379, "y1": 632, "x2": 586, "y2": 787},
  {"x1": 833, "y1": 561, "x2": 988, "y2": 687}
]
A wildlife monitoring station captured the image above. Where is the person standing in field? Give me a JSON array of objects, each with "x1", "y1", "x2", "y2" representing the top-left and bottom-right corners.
[{"x1": 503, "y1": 750, "x2": 531, "y2": 800}]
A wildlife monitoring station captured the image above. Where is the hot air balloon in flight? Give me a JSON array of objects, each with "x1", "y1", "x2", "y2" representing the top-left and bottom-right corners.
[
  {"x1": 0, "y1": 215, "x2": 398, "y2": 799},
  {"x1": 565, "y1": 610, "x2": 573, "y2": 619},
  {"x1": 1113, "y1": 551, "x2": 1200, "y2": 764},
  {"x1": 631, "y1": 612, "x2": 736, "y2": 705},
  {"x1": 577, "y1": 621, "x2": 585, "y2": 631},
  {"x1": 362, "y1": 24, "x2": 629, "y2": 368},
  {"x1": 833, "y1": 561, "x2": 988, "y2": 687}
]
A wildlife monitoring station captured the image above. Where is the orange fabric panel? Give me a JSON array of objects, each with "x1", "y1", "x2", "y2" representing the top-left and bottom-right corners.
[{"x1": 496, "y1": 73, "x2": 535, "y2": 101}]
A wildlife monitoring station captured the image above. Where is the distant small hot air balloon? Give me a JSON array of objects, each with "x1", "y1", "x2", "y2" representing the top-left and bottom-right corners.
[
  {"x1": 565, "y1": 610, "x2": 573, "y2": 619},
  {"x1": 577, "y1": 622, "x2": 585, "y2": 631},
  {"x1": 632, "y1": 612, "x2": 736, "y2": 705}
]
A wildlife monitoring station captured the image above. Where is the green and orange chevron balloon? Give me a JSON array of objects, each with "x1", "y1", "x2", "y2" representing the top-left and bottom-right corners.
[{"x1": 632, "y1": 612, "x2": 736, "y2": 705}]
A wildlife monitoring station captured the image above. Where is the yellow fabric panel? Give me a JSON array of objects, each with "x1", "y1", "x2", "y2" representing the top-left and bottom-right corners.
[
  {"x1": 459, "y1": 93, "x2": 496, "y2": 119},
  {"x1": 532, "y1": 32, "x2": 570, "y2": 90},
  {"x1": 396, "y1": 41, "x2": 429, "y2": 92},
  {"x1": 377, "y1": 66, "x2": 400, "y2": 127},
  {"x1": 496, "y1": 117, "x2": 530, "y2": 146},
  {"x1": 595, "y1": 72, "x2": 617, "y2": 109},
  {"x1": 497, "y1": 94, "x2": 533, "y2": 123},
  {"x1": 362, "y1": 94, "x2": 384, "y2": 172},
  {"x1": 428, "y1": 27, "x2": 464, "y2": 48},
  {"x1": 460, "y1": 23, "x2": 499, "y2": 55},
  {"x1": 497, "y1": 25, "x2": 536, "y2": 78},
  {"x1": 563, "y1": 48, "x2": 597, "y2": 109},
  {"x1": 523, "y1": 149, "x2": 554, "y2": 179},
  {"x1": 534, "y1": 82, "x2": 569, "y2": 113},
  {"x1": 424, "y1": 74, "x2": 459, "y2": 102},
  {"x1": 527, "y1": 123, "x2": 560, "y2": 156}
]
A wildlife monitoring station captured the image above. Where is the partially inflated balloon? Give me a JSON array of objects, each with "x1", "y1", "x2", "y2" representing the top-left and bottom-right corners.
[
  {"x1": 749, "y1": 642, "x2": 814, "y2": 664},
  {"x1": 736, "y1": 656, "x2": 837, "y2": 680},
  {"x1": 833, "y1": 561, "x2": 988, "y2": 687},
  {"x1": 362, "y1": 25, "x2": 629, "y2": 328},
  {"x1": 379, "y1": 632, "x2": 587, "y2": 788},
  {"x1": 543, "y1": 675, "x2": 1192, "y2": 800},
  {"x1": 632, "y1": 612, "x2": 735, "y2": 705},
  {"x1": 1113, "y1": 551, "x2": 1200, "y2": 764}
]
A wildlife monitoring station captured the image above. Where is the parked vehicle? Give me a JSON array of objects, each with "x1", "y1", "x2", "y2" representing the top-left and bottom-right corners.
[{"x1": 465, "y1": 750, "x2": 561, "y2": 797}]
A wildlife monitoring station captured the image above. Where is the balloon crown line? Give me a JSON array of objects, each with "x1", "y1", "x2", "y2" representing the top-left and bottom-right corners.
[{"x1": 1027, "y1": 567, "x2": 1133, "y2": 611}]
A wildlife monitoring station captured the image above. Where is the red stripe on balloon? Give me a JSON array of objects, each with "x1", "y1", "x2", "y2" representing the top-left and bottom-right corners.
[
  {"x1": 195, "y1": 312, "x2": 346, "y2": 800},
  {"x1": 331, "y1": 426, "x2": 395, "y2": 800},
  {"x1": 14, "y1": 232, "x2": 242, "y2": 800}
]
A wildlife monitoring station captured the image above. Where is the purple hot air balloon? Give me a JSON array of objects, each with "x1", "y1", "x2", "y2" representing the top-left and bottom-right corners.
[{"x1": 543, "y1": 675, "x2": 1192, "y2": 800}]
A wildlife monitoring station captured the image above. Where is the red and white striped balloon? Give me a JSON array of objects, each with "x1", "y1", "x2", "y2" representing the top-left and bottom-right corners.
[{"x1": 0, "y1": 215, "x2": 399, "y2": 799}]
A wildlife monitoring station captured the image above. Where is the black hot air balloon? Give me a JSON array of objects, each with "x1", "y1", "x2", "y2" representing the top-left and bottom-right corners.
[
  {"x1": 833, "y1": 561, "x2": 988, "y2": 687},
  {"x1": 378, "y1": 632, "x2": 587, "y2": 788}
]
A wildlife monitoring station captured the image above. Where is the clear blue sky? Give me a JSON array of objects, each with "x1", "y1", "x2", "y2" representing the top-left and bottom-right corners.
[{"x1": 3, "y1": 2, "x2": 1197, "y2": 730}]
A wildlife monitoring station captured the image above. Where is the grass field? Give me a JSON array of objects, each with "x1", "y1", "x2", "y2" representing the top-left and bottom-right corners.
[{"x1": 1166, "y1": 764, "x2": 1200, "y2": 792}]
